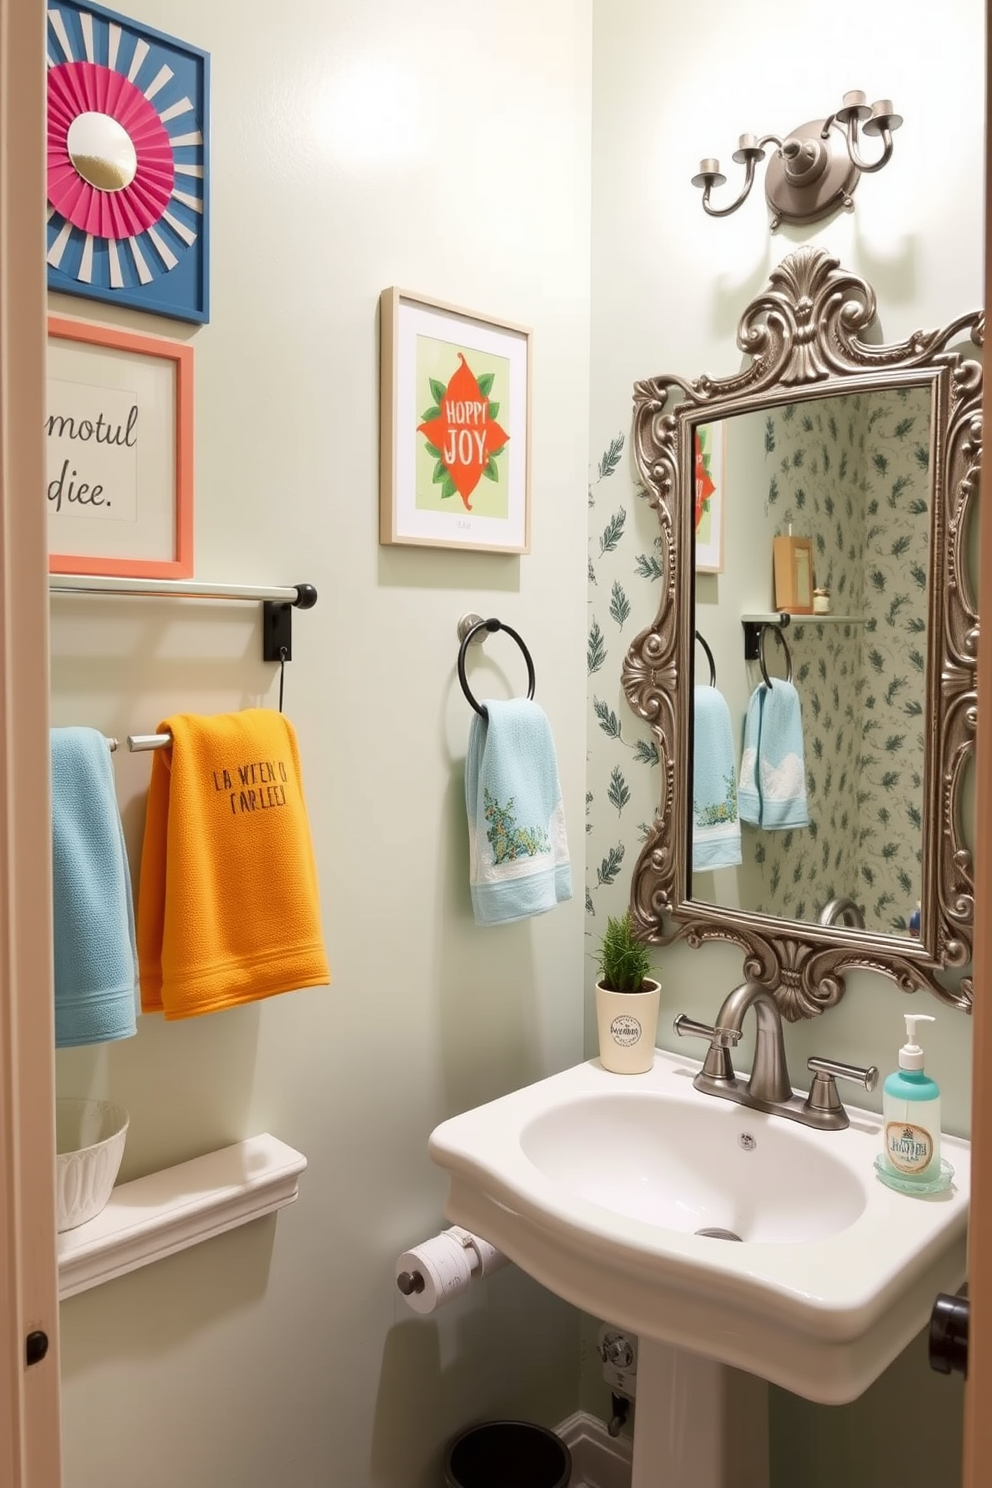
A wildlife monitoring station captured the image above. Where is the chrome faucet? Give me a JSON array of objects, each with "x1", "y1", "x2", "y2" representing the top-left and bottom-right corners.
[
  {"x1": 674, "y1": 981, "x2": 878, "y2": 1131},
  {"x1": 818, "y1": 896, "x2": 866, "y2": 929}
]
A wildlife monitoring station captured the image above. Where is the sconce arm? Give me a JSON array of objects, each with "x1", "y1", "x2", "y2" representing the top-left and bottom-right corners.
[
  {"x1": 824, "y1": 108, "x2": 900, "y2": 176},
  {"x1": 700, "y1": 159, "x2": 755, "y2": 217}
]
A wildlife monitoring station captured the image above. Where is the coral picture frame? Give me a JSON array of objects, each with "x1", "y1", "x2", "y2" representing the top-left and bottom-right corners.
[{"x1": 47, "y1": 316, "x2": 193, "y2": 578}]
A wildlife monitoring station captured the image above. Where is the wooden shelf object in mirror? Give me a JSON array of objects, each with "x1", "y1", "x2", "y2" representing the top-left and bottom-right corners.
[
  {"x1": 57, "y1": 1134, "x2": 306, "y2": 1299},
  {"x1": 624, "y1": 246, "x2": 981, "y2": 1020}
]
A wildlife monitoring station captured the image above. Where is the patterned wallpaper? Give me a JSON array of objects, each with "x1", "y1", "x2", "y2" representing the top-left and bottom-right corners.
[
  {"x1": 586, "y1": 431, "x2": 666, "y2": 937},
  {"x1": 857, "y1": 387, "x2": 930, "y2": 930},
  {"x1": 749, "y1": 389, "x2": 929, "y2": 931},
  {"x1": 585, "y1": 385, "x2": 931, "y2": 946}
]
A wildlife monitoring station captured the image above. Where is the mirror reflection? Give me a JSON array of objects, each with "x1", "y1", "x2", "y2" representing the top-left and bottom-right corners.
[
  {"x1": 692, "y1": 386, "x2": 931, "y2": 938},
  {"x1": 66, "y1": 111, "x2": 137, "y2": 192}
]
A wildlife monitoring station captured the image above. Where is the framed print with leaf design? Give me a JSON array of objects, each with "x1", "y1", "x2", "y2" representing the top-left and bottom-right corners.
[
  {"x1": 47, "y1": 316, "x2": 193, "y2": 578},
  {"x1": 46, "y1": 0, "x2": 209, "y2": 323},
  {"x1": 693, "y1": 422, "x2": 724, "y2": 573},
  {"x1": 379, "y1": 289, "x2": 531, "y2": 552}
]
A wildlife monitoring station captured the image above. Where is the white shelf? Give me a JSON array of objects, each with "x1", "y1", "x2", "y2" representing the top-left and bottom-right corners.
[{"x1": 57, "y1": 1133, "x2": 307, "y2": 1300}]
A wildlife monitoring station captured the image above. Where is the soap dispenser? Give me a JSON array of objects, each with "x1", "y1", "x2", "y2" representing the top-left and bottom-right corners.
[{"x1": 882, "y1": 1013, "x2": 941, "y2": 1184}]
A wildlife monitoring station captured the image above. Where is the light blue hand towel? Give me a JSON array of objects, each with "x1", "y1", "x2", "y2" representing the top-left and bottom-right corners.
[
  {"x1": 755, "y1": 680, "x2": 809, "y2": 830},
  {"x1": 465, "y1": 698, "x2": 572, "y2": 925},
  {"x1": 692, "y1": 686, "x2": 742, "y2": 870},
  {"x1": 51, "y1": 727, "x2": 138, "y2": 1048},
  {"x1": 738, "y1": 686, "x2": 764, "y2": 827}
]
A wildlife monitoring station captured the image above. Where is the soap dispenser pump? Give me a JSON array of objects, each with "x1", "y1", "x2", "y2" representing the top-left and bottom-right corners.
[{"x1": 882, "y1": 1013, "x2": 941, "y2": 1184}]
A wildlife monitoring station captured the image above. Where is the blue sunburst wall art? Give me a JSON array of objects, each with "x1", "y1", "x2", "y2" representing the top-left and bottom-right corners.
[{"x1": 46, "y1": 1, "x2": 210, "y2": 323}]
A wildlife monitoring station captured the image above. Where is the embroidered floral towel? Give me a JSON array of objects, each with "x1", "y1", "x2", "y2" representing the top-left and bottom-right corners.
[
  {"x1": 692, "y1": 685, "x2": 742, "y2": 870},
  {"x1": 464, "y1": 698, "x2": 571, "y2": 925}
]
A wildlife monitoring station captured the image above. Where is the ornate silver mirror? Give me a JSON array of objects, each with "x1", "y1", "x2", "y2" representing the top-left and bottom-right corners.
[{"x1": 623, "y1": 247, "x2": 982, "y2": 1019}]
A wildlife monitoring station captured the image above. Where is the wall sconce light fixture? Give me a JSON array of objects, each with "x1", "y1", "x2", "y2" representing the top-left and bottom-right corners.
[{"x1": 691, "y1": 91, "x2": 902, "y2": 230}]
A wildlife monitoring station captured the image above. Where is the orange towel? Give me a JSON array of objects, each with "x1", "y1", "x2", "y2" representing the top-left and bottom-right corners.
[{"x1": 137, "y1": 709, "x2": 329, "y2": 1020}]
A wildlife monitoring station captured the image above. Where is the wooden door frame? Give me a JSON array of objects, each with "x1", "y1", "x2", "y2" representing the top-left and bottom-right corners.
[{"x1": 0, "y1": 0, "x2": 63, "y2": 1482}]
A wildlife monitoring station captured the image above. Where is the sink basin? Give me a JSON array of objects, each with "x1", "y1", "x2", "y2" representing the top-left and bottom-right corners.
[
  {"x1": 429, "y1": 1050, "x2": 970, "y2": 1403},
  {"x1": 521, "y1": 1090, "x2": 866, "y2": 1245}
]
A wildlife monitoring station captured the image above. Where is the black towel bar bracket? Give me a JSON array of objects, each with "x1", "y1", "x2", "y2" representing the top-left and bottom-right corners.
[
  {"x1": 742, "y1": 613, "x2": 791, "y2": 662},
  {"x1": 263, "y1": 583, "x2": 318, "y2": 664},
  {"x1": 456, "y1": 612, "x2": 536, "y2": 719},
  {"x1": 742, "y1": 620, "x2": 794, "y2": 687}
]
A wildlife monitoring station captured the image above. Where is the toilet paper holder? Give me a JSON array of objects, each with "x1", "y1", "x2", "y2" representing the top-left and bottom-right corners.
[{"x1": 395, "y1": 1225, "x2": 509, "y2": 1313}]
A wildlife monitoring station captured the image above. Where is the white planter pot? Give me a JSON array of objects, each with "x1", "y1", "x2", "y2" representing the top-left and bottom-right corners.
[{"x1": 595, "y1": 977, "x2": 661, "y2": 1074}]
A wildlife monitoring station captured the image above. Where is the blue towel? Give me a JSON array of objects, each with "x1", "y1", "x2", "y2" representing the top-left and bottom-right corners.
[
  {"x1": 692, "y1": 686, "x2": 742, "y2": 870},
  {"x1": 758, "y1": 680, "x2": 809, "y2": 829},
  {"x1": 465, "y1": 699, "x2": 571, "y2": 924},
  {"x1": 738, "y1": 687, "x2": 763, "y2": 826},
  {"x1": 51, "y1": 728, "x2": 137, "y2": 1047},
  {"x1": 738, "y1": 682, "x2": 809, "y2": 831}
]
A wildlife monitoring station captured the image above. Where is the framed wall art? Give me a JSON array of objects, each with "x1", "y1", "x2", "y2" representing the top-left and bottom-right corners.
[
  {"x1": 693, "y1": 422, "x2": 724, "y2": 573},
  {"x1": 379, "y1": 289, "x2": 532, "y2": 553},
  {"x1": 47, "y1": 316, "x2": 193, "y2": 578},
  {"x1": 46, "y1": 1, "x2": 210, "y2": 323}
]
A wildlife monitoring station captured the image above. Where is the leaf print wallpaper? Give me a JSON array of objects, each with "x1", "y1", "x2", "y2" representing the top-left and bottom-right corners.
[
  {"x1": 742, "y1": 388, "x2": 929, "y2": 932},
  {"x1": 585, "y1": 384, "x2": 931, "y2": 964},
  {"x1": 586, "y1": 428, "x2": 666, "y2": 938}
]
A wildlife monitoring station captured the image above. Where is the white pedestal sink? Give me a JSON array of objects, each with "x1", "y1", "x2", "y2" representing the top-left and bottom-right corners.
[{"x1": 428, "y1": 1050, "x2": 970, "y2": 1486}]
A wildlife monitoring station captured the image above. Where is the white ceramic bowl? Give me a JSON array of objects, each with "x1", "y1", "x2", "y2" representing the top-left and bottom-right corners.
[{"x1": 55, "y1": 1098, "x2": 129, "y2": 1233}]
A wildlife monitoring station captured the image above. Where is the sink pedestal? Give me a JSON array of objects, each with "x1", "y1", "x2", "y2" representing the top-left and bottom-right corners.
[{"x1": 632, "y1": 1340, "x2": 769, "y2": 1488}]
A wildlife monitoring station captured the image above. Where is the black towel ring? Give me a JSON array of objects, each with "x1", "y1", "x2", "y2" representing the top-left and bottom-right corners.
[
  {"x1": 758, "y1": 623, "x2": 794, "y2": 688},
  {"x1": 457, "y1": 617, "x2": 536, "y2": 719},
  {"x1": 694, "y1": 629, "x2": 717, "y2": 687}
]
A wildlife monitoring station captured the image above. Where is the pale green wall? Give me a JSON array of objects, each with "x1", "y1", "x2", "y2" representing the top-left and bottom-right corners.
[
  {"x1": 587, "y1": 0, "x2": 982, "y2": 1481},
  {"x1": 51, "y1": 4, "x2": 591, "y2": 1485}
]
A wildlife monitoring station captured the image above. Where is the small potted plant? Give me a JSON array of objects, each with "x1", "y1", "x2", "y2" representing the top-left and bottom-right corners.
[{"x1": 593, "y1": 910, "x2": 661, "y2": 1074}]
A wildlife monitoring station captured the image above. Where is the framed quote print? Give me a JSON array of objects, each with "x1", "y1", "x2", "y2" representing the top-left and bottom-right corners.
[{"x1": 46, "y1": 316, "x2": 193, "y2": 579}]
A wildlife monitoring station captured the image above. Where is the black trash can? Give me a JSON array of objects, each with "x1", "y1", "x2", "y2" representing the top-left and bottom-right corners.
[{"x1": 443, "y1": 1420, "x2": 571, "y2": 1488}]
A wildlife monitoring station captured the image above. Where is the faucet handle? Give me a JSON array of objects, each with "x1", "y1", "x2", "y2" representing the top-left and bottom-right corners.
[
  {"x1": 807, "y1": 1056, "x2": 879, "y2": 1091},
  {"x1": 673, "y1": 1014, "x2": 740, "y2": 1085},
  {"x1": 673, "y1": 1014, "x2": 741, "y2": 1049},
  {"x1": 803, "y1": 1057, "x2": 879, "y2": 1130}
]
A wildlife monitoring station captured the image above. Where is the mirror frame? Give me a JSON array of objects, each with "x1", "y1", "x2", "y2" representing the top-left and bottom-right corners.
[{"x1": 623, "y1": 247, "x2": 982, "y2": 1020}]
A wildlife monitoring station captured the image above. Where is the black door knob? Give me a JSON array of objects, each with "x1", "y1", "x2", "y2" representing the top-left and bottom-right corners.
[{"x1": 928, "y1": 1292, "x2": 969, "y2": 1377}]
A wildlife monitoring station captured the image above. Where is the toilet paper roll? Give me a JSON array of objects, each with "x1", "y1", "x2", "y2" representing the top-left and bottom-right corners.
[{"x1": 396, "y1": 1231, "x2": 475, "y2": 1315}]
